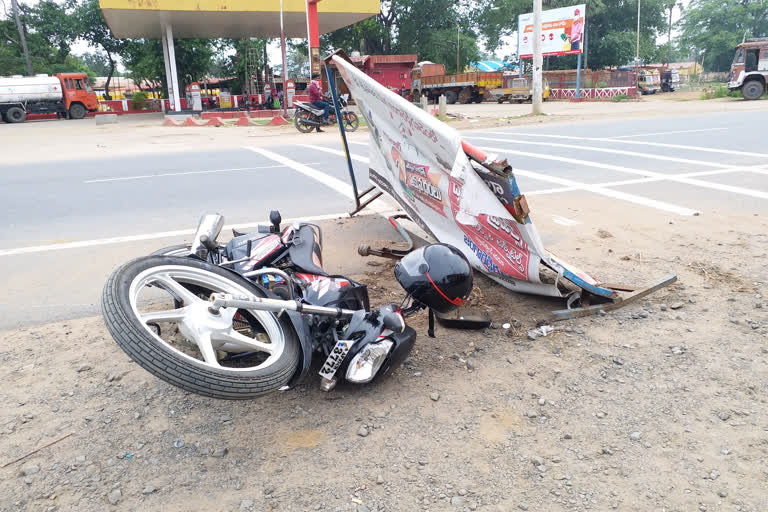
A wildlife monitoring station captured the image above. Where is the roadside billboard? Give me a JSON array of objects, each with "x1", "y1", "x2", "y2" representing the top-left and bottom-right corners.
[{"x1": 518, "y1": 4, "x2": 585, "y2": 59}]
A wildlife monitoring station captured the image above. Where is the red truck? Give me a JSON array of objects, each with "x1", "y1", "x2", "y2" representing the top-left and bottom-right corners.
[{"x1": 0, "y1": 72, "x2": 100, "y2": 123}]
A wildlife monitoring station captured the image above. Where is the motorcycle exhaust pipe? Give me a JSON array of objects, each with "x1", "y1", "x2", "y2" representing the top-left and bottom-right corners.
[
  {"x1": 191, "y1": 213, "x2": 224, "y2": 260},
  {"x1": 298, "y1": 117, "x2": 323, "y2": 126}
]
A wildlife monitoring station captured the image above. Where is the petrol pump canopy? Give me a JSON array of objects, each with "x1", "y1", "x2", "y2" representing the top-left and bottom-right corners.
[{"x1": 100, "y1": 0, "x2": 380, "y2": 38}]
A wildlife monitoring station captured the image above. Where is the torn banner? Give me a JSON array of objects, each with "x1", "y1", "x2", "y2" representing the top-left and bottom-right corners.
[{"x1": 331, "y1": 55, "x2": 616, "y2": 301}]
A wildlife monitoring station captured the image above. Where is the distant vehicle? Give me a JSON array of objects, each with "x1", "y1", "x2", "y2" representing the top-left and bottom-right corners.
[
  {"x1": 637, "y1": 69, "x2": 660, "y2": 95},
  {"x1": 491, "y1": 75, "x2": 551, "y2": 103},
  {"x1": 660, "y1": 69, "x2": 679, "y2": 92},
  {"x1": 409, "y1": 61, "x2": 503, "y2": 104},
  {"x1": 728, "y1": 37, "x2": 768, "y2": 100},
  {"x1": 0, "y1": 73, "x2": 99, "y2": 123}
]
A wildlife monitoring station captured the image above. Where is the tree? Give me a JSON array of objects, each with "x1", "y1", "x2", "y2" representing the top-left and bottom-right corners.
[
  {"x1": 678, "y1": 0, "x2": 768, "y2": 72},
  {"x1": 81, "y1": 50, "x2": 112, "y2": 76},
  {"x1": 76, "y1": 0, "x2": 126, "y2": 99},
  {"x1": 122, "y1": 38, "x2": 217, "y2": 96}
]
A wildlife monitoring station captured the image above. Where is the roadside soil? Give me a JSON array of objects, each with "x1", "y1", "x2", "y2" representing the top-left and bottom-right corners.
[
  {"x1": 1, "y1": 95, "x2": 766, "y2": 165},
  {"x1": 1, "y1": 194, "x2": 766, "y2": 512}
]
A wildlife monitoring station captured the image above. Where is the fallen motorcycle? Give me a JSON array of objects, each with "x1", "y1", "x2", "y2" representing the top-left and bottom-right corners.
[
  {"x1": 293, "y1": 93, "x2": 359, "y2": 133},
  {"x1": 101, "y1": 211, "x2": 473, "y2": 399}
]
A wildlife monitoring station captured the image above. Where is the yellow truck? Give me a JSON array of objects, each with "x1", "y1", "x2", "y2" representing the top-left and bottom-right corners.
[
  {"x1": 490, "y1": 74, "x2": 551, "y2": 103},
  {"x1": 410, "y1": 62, "x2": 503, "y2": 104}
]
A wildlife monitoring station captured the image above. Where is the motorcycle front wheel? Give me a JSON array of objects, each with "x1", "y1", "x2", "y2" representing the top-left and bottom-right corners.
[
  {"x1": 294, "y1": 111, "x2": 315, "y2": 133},
  {"x1": 343, "y1": 112, "x2": 360, "y2": 132},
  {"x1": 102, "y1": 256, "x2": 301, "y2": 399}
]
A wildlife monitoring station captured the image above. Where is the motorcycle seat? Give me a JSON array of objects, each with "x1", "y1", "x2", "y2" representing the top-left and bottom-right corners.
[{"x1": 288, "y1": 225, "x2": 327, "y2": 276}]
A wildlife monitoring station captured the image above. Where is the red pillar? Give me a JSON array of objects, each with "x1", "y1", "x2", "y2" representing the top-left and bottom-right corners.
[{"x1": 306, "y1": 0, "x2": 321, "y2": 77}]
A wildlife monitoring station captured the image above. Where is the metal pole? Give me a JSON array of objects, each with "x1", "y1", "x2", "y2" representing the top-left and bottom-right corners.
[
  {"x1": 575, "y1": 53, "x2": 582, "y2": 99},
  {"x1": 325, "y1": 64, "x2": 360, "y2": 209},
  {"x1": 634, "y1": 0, "x2": 641, "y2": 93},
  {"x1": 161, "y1": 28, "x2": 173, "y2": 111},
  {"x1": 636, "y1": 0, "x2": 641, "y2": 71},
  {"x1": 532, "y1": 0, "x2": 543, "y2": 114},
  {"x1": 11, "y1": 0, "x2": 32, "y2": 76},
  {"x1": 165, "y1": 24, "x2": 181, "y2": 112},
  {"x1": 518, "y1": 20, "x2": 523, "y2": 78},
  {"x1": 456, "y1": 23, "x2": 460, "y2": 73},
  {"x1": 280, "y1": 0, "x2": 288, "y2": 117}
]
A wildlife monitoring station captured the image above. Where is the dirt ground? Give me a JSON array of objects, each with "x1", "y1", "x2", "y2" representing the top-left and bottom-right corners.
[
  {"x1": 1, "y1": 194, "x2": 766, "y2": 512},
  {"x1": 1, "y1": 94, "x2": 766, "y2": 165}
]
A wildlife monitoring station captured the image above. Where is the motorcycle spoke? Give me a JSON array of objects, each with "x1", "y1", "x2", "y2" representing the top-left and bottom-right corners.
[
  {"x1": 140, "y1": 306, "x2": 189, "y2": 324},
  {"x1": 153, "y1": 274, "x2": 202, "y2": 305},
  {"x1": 196, "y1": 332, "x2": 221, "y2": 367},
  {"x1": 212, "y1": 328, "x2": 275, "y2": 354}
]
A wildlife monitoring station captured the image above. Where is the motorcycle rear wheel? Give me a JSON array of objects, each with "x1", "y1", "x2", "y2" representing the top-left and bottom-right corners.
[
  {"x1": 295, "y1": 111, "x2": 315, "y2": 133},
  {"x1": 343, "y1": 112, "x2": 359, "y2": 132},
  {"x1": 102, "y1": 256, "x2": 301, "y2": 399}
]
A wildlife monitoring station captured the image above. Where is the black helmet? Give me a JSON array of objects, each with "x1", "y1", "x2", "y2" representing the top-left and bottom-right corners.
[{"x1": 395, "y1": 244, "x2": 473, "y2": 314}]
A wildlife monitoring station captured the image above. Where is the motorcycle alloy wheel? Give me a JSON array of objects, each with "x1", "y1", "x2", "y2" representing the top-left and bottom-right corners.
[
  {"x1": 343, "y1": 112, "x2": 359, "y2": 132},
  {"x1": 102, "y1": 256, "x2": 300, "y2": 399},
  {"x1": 294, "y1": 110, "x2": 316, "y2": 133}
]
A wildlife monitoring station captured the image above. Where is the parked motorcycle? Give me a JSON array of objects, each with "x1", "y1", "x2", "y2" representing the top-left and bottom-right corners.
[
  {"x1": 101, "y1": 211, "x2": 472, "y2": 399},
  {"x1": 293, "y1": 93, "x2": 359, "y2": 133}
]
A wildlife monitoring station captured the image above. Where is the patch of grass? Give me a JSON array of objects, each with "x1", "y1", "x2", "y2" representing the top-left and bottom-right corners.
[
  {"x1": 699, "y1": 85, "x2": 731, "y2": 100},
  {"x1": 611, "y1": 93, "x2": 633, "y2": 102}
]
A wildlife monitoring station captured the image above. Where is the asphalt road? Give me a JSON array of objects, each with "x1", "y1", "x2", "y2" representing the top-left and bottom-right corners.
[{"x1": 1, "y1": 109, "x2": 766, "y2": 328}]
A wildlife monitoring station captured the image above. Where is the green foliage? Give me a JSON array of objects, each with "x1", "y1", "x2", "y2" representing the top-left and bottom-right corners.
[
  {"x1": 131, "y1": 90, "x2": 149, "y2": 109},
  {"x1": 611, "y1": 93, "x2": 634, "y2": 102},
  {"x1": 699, "y1": 85, "x2": 742, "y2": 100},
  {"x1": 679, "y1": 0, "x2": 768, "y2": 72}
]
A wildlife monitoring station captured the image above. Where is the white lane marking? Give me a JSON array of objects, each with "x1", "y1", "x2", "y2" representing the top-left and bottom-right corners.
[
  {"x1": 298, "y1": 144, "x2": 369, "y2": 163},
  {"x1": 552, "y1": 215, "x2": 580, "y2": 226},
  {"x1": 245, "y1": 147, "x2": 354, "y2": 199},
  {"x1": 84, "y1": 164, "x2": 293, "y2": 184},
  {"x1": 467, "y1": 135, "x2": 734, "y2": 169},
  {"x1": 300, "y1": 143, "x2": 697, "y2": 214},
  {"x1": 479, "y1": 145, "x2": 768, "y2": 200},
  {"x1": 609, "y1": 127, "x2": 728, "y2": 139},
  {"x1": 248, "y1": 146, "x2": 393, "y2": 214},
  {"x1": 347, "y1": 140, "x2": 368, "y2": 146},
  {"x1": 512, "y1": 167, "x2": 699, "y2": 216},
  {"x1": 478, "y1": 131, "x2": 768, "y2": 159},
  {"x1": 0, "y1": 211, "x2": 382, "y2": 257}
]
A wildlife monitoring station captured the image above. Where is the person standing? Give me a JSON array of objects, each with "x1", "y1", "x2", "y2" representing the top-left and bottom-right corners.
[
  {"x1": 308, "y1": 73, "x2": 329, "y2": 130},
  {"x1": 569, "y1": 8, "x2": 584, "y2": 51}
]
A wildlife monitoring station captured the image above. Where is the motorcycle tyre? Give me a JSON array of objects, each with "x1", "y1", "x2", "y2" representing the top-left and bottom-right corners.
[
  {"x1": 295, "y1": 111, "x2": 315, "y2": 133},
  {"x1": 343, "y1": 112, "x2": 359, "y2": 132},
  {"x1": 102, "y1": 256, "x2": 301, "y2": 399}
]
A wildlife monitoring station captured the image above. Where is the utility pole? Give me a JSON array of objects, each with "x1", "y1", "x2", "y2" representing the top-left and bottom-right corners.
[
  {"x1": 11, "y1": 0, "x2": 33, "y2": 76},
  {"x1": 635, "y1": 0, "x2": 641, "y2": 92},
  {"x1": 280, "y1": 0, "x2": 288, "y2": 117},
  {"x1": 456, "y1": 23, "x2": 460, "y2": 73},
  {"x1": 666, "y1": 3, "x2": 673, "y2": 65},
  {"x1": 532, "y1": 0, "x2": 543, "y2": 114}
]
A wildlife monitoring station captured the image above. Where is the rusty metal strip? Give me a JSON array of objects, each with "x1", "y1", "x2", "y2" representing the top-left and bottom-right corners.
[{"x1": 549, "y1": 274, "x2": 677, "y2": 322}]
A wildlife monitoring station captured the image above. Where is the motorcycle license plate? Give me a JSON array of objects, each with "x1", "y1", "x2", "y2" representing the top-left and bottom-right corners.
[{"x1": 318, "y1": 340, "x2": 352, "y2": 380}]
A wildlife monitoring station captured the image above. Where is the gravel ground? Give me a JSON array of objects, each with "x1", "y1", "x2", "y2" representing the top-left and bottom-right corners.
[{"x1": 1, "y1": 203, "x2": 767, "y2": 512}]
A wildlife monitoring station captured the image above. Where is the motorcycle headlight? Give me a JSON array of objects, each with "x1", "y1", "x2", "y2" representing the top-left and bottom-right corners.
[{"x1": 345, "y1": 340, "x2": 393, "y2": 384}]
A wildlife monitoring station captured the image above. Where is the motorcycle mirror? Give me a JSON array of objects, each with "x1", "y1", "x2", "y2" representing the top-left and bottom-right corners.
[
  {"x1": 382, "y1": 311, "x2": 405, "y2": 333},
  {"x1": 191, "y1": 213, "x2": 224, "y2": 259},
  {"x1": 269, "y1": 210, "x2": 282, "y2": 233}
]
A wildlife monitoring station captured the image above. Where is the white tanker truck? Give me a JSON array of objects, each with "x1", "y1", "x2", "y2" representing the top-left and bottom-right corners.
[{"x1": 0, "y1": 72, "x2": 99, "y2": 123}]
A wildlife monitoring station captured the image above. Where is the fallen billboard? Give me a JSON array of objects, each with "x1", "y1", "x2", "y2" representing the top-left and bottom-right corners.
[
  {"x1": 331, "y1": 54, "x2": 626, "y2": 303},
  {"x1": 518, "y1": 4, "x2": 586, "y2": 59}
]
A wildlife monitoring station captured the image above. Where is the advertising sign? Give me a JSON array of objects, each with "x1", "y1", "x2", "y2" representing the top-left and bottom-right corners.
[
  {"x1": 518, "y1": 4, "x2": 585, "y2": 59},
  {"x1": 332, "y1": 55, "x2": 604, "y2": 297},
  {"x1": 219, "y1": 90, "x2": 232, "y2": 108}
]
